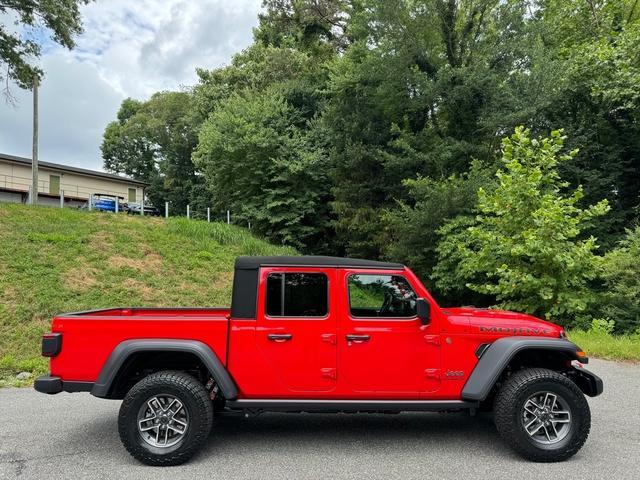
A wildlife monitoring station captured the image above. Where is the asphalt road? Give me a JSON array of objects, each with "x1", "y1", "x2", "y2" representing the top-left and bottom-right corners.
[{"x1": 1, "y1": 359, "x2": 638, "y2": 480}]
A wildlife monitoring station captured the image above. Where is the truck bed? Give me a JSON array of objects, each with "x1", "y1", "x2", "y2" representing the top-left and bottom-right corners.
[{"x1": 50, "y1": 307, "x2": 231, "y2": 383}]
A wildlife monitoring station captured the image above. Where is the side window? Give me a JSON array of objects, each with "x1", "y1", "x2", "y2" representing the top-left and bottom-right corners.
[
  {"x1": 128, "y1": 188, "x2": 137, "y2": 202},
  {"x1": 266, "y1": 273, "x2": 328, "y2": 317},
  {"x1": 348, "y1": 274, "x2": 417, "y2": 318}
]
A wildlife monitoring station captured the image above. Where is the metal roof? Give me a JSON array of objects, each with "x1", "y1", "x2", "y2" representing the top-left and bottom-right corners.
[
  {"x1": 0, "y1": 152, "x2": 147, "y2": 186},
  {"x1": 235, "y1": 256, "x2": 404, "y2": 270}
]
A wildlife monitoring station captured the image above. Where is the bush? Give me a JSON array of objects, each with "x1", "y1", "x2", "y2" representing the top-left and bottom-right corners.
[
  {"x1": 434, "y1": 127, "x2": 609, "y2": 325},
  {"x1": 599, "y1": 226, "x2": 640, "y2": 334},
  {"x1": 589, "y1": 318, "x2": 615, "y2": 335}
]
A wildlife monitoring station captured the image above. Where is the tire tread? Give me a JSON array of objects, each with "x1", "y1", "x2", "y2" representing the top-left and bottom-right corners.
[
  {"x1": 494, "y1": 367, "x2": 591, "y2": 462},
  {"x1": 118, "y1": 370, "x2": 213, "y2": 466}
]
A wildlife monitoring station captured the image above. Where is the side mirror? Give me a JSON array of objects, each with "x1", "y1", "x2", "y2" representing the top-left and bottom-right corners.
[{"x1": 417, "y1": 298, "x2": 431, "y2": 325}]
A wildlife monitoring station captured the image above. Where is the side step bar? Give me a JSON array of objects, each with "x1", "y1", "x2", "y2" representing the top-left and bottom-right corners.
[{"x1": 226, "y1": 399, "x2": 478, "y2": 413}]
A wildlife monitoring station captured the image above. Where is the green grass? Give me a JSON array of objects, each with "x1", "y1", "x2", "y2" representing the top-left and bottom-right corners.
[
  {"x1": 0, "y1": 203, "x2": 295, "y2": 386},
  {"x1": 567, "y1": 329, "x2": 640, "y2": 362},
  {"x1": 2, "y1": 204, "x2": 637, "y2": 387}
]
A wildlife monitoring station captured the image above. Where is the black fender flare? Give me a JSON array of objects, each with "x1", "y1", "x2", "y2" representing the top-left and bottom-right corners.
[
  {"x1": 461, "y1": 337, "x2": 585, "y2": 401},
  {"x1": 90, "y1": 339, "x2": 238, "y2": 400}
]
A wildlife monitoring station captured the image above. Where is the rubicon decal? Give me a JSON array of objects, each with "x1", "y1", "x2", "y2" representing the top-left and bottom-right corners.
[{"x1": 480, "y1": 326, "x2": 552, "y2": 335}]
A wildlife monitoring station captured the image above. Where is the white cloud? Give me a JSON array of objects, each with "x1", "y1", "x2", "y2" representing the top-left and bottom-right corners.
[
  {"x1": 0, "y1": 0, "x2": 261, "y2": 170},
  {"x1": 76, "y1": 0, "x2": 261, "y2": 97}
]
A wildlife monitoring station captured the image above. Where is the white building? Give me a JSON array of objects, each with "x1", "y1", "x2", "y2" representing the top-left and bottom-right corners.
[{"x1": 0, "y1": 152, "x2": 146, "y2": 207}]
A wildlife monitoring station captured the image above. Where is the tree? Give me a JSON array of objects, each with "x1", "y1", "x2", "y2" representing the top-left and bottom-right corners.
[
  {"x1": 98, "y1": 0, "x2": 640, "y2": 291},
  {"x1": 101, "y1": 92, "x2": 204, "y2": 213},
  {"x1": 193, "y1": 12, "x2": 339, "y2": 250},
  {"x1": 102, "y1": 99, "x2": 155, "y2": 180},
  {"x1": 517, "y1": 0, "x2": 640, "y2": 248},
  {"x1": 255, "y1": 0, "x2": 352, "y2": 52},
  {"x1": 434, "y1": 127, "x2": 610, "y2": 325},
  {"x1": 382, "y1": 160, "x2": 494, "y2": 304},
  {"x1": 194, "y1": 89, "x2": 332, "y2": 250},
  {"x1": 323, "y1": 0, "x2": 529, "y2": 258},
  {"x1": 1, "y1": 0, "x2": 91, "y2": 92}
]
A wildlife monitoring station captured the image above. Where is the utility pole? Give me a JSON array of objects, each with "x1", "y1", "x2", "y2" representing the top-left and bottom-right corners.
[{"x1": 31, "y1": 76, "x2": 39, "y2": 205}]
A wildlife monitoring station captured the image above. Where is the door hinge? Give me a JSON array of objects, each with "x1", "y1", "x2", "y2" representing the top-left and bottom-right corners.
[
  {"x1": 321, "y1": 367, "x2": 337, "y2": 380},
  {"x1": 423, "y1": 335, "x2": 441, "y2": 346},
  {"x1": 424, "y1": 368, "x2": 441, "y2": 380},
  {"x1": 321, "y1": 333, "x2": 337, "y2": 345}
]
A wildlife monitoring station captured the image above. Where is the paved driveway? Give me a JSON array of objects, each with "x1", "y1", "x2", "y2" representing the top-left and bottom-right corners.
[{"x1": 1, "y1": 359, "x2": 638, "y2": 480}]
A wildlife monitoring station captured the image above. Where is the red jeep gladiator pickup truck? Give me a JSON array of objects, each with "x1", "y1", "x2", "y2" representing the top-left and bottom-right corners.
[{"x1": 35, "y1": 256, "x2": 602, "y2": 465}]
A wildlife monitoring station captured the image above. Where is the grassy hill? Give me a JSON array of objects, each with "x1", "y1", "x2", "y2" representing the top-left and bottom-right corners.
[{"x1": 0, "y1": 203, "x2": 295, "y2": 385}]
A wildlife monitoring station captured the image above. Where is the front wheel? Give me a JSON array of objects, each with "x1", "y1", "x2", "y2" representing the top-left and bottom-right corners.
[
  {"x1": 118, "y1": 371, "x2": 213, "y2": 466},
  {"x1": 494, "y1": 368, "x2": 591, "y2": 462}
]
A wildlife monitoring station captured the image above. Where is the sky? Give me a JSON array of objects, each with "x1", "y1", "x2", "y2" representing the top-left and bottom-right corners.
[{"x1": 0, "y1": 0, "x2": 262, "y2": 171}]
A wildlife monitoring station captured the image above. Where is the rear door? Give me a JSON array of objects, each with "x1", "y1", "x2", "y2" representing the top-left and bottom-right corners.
[
  {"x1": 254, "y1": 267, "x2": 338, "y2": 396},
  {"x1": 339, "y1": 269, "x2": 441, "y2": 397}
]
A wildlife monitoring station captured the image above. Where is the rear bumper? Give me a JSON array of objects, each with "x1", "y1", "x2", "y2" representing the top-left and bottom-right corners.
[
  {"x1": 34, "y1": 375, "x2": 62, "y2": 394},
  {"x1": 34, "y1": 375, "x2": 93, "y2": 395}
]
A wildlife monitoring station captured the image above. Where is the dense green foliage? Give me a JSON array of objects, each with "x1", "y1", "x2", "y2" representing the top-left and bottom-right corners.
[
  {"x1": 101, "y1": 92, "x2": 209, "y2": 216},
  {"x1": 0, "y1": 204, "x2": 294, "y2": 385},
  {"x1": 434, "y1": 128, "x2": 609, "y2": 324},
  {"x1": 599, "y1": 227, "x2": 640, "y2": 334},
  {"x1": 194, "y1": 89, "x2": 332, "y2": 249},
  {"x1": 102, "y1": 0, "x2": 640, "y2": 332},
  {"x1": 1, "y1": 0, "x2": 91, "y2": 91},
  {"x1": 383, "y1": 161, "x2": 494, "y2": 303}
]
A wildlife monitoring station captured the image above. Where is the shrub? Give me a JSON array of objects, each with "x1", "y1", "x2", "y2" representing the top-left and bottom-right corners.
[
  {"x1": 434, "y1": 127, "x2": 609, "y2": 325},
  {"x1": 589, "y1": 318, "x2": 616, "y2": 335},
  {"x1": 599, "y1": 226, "x2": 640, "y2": 333}
]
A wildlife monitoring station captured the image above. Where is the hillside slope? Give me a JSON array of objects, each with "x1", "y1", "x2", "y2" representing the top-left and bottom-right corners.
[{"x1": 0, "y1": 204, "x2": 295, "y2": 385}]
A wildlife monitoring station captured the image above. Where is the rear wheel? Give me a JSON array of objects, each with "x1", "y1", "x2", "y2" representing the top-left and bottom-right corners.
[
  {"x1": 118, "y1": 371, "x2": 213, "y2": 466},
  {"x1": 494, "y1": 368, "x2": 590, "y2": 462}
]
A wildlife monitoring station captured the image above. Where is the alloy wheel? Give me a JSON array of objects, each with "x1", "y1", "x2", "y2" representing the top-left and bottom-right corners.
[
  {"x1": 136, "y1": 394, "x2": 189, "y2": 448},
  {"x1": 522, "y1": 391, "x2": 572, "y2": 445}
]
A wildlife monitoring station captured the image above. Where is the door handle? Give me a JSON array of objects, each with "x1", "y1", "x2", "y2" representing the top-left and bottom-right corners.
[
  {"x1": 346, "y1": 334, "x2": 370, "y2": 344},
  {"x1": 321, "y1": 333, "x2": 337, "y2": 345},
  {"x1": 268, "y1": 333, "x2": 293, "y2": 342}
]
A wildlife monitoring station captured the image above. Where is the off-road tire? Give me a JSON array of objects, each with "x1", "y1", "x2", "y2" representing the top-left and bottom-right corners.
[
  {"x1": 118, "y1": 371, "x2": 213, "y2": 466},
  {"x1": 494, "y1": 367, "x2": 590, "y2": 462}
]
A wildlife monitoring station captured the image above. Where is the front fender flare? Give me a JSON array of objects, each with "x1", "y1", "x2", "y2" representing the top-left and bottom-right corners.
[
  {"x1": 91, "y1": 339, "x2": 238, "y2": 400},
  {"x1": 461, "y1": 337, "x2": 584, "y2": 401}
]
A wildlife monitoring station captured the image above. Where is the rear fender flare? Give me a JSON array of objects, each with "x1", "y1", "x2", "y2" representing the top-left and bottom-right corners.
[
  {"x1": 461, "y1": 337, "x2": 584, "y2": 401},
  {"x1": 90, "y1": 339, "x2": 238, "y2": 400}
]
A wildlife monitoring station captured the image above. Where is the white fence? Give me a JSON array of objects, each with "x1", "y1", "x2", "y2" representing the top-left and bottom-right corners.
[{"x1": 10, "y1": 187, "x2": 247, "y2": 227}]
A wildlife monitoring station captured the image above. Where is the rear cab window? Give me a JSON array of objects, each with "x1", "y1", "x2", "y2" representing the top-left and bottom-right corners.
[{"x1": 265, "y1": 272, "x2": 328, "y2": 317}]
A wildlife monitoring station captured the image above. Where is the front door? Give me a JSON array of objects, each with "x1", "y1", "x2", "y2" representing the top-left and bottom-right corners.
[
  {"x1": 49, "y1": 175, "x2": 60, "y2": 195},
  {"x1": 255, "y1": 267, "x2": 338, "y2": 396},
  {"x1": 339, "y1": 270, "x2": 441, "y2": 398}
]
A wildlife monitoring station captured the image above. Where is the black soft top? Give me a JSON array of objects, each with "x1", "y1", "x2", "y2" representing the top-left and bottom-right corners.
[{"x1": 234, "y1": 256, "x2": 404, "y2": 270}]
